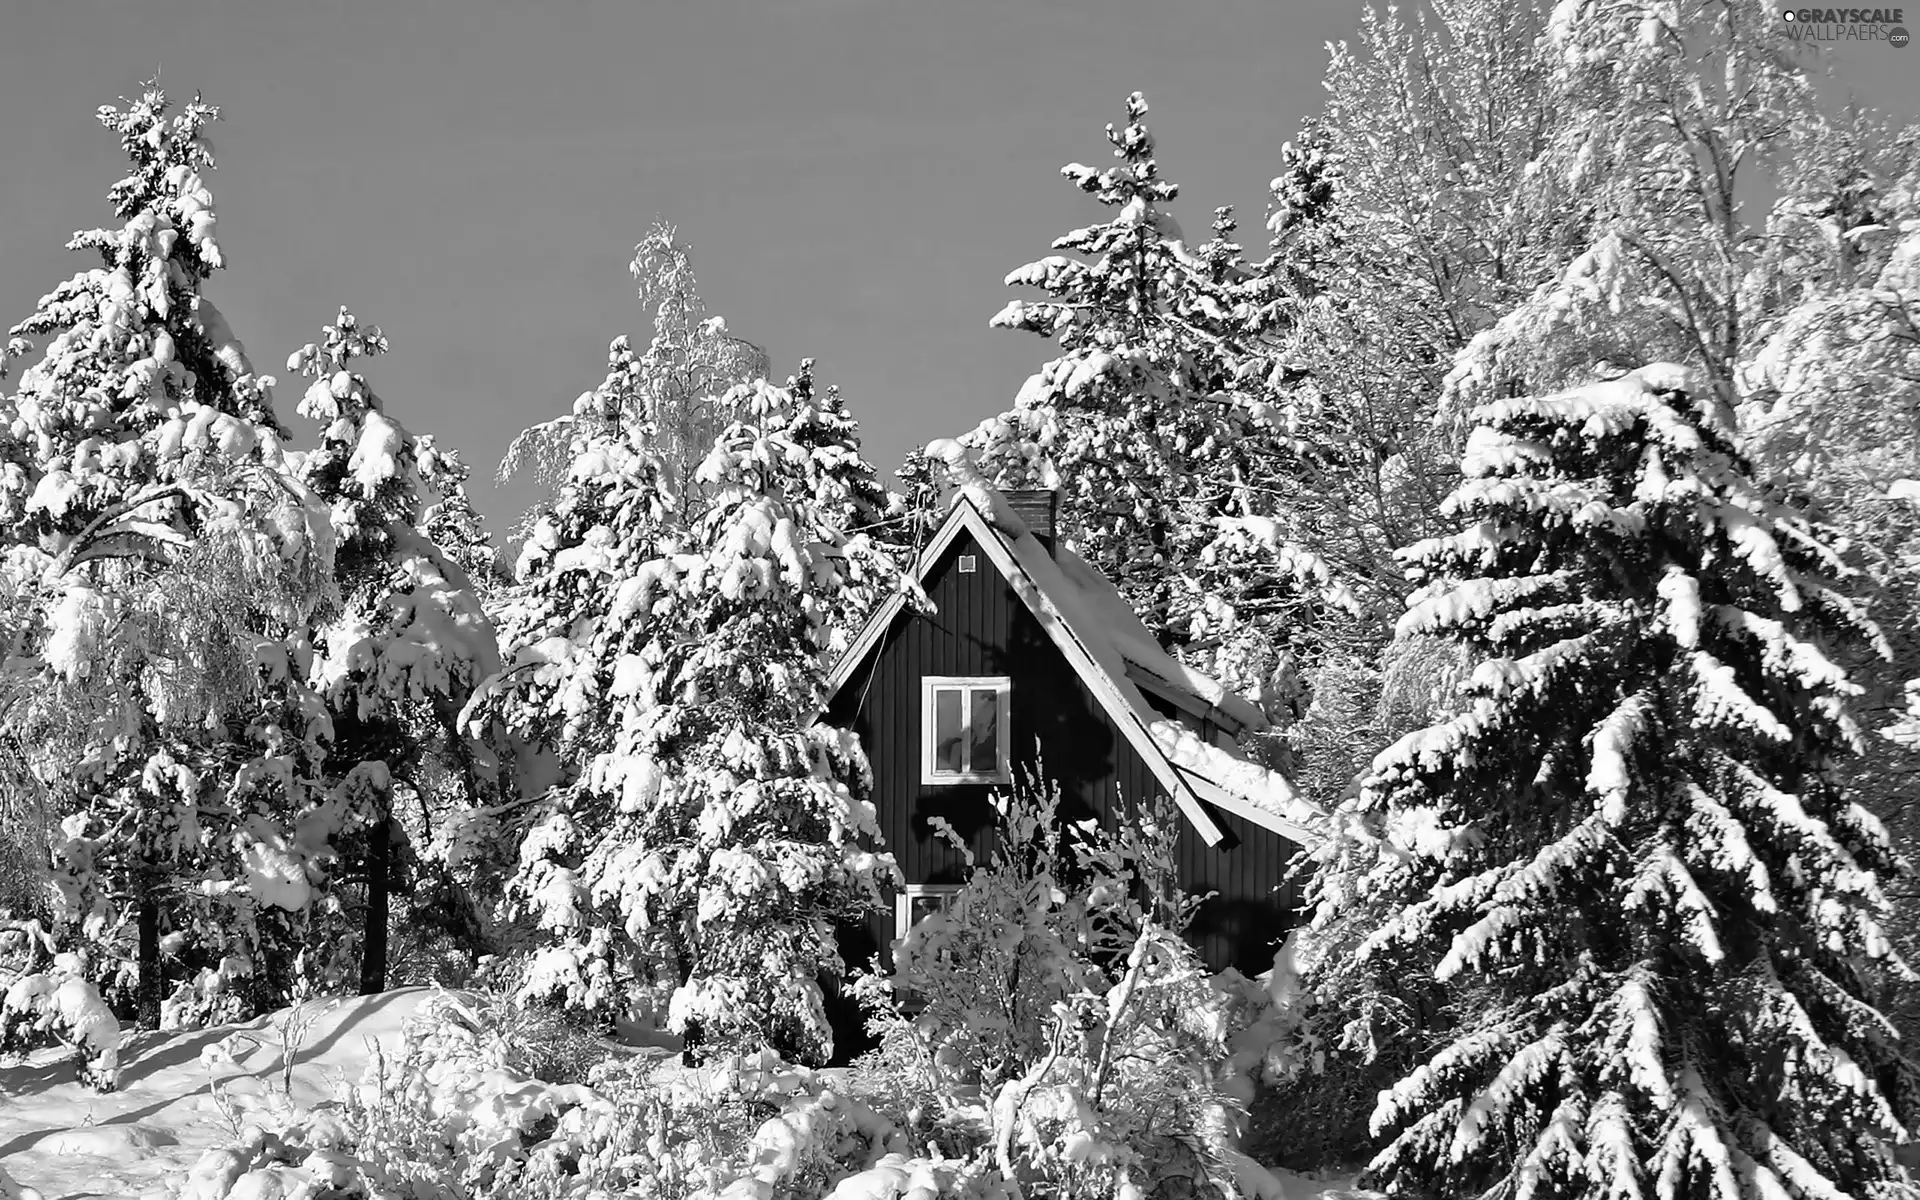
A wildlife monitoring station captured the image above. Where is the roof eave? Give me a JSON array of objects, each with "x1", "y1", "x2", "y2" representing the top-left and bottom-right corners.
[{"x1": 1174, "y1": 766, "x2": 1322, "y2": 846}]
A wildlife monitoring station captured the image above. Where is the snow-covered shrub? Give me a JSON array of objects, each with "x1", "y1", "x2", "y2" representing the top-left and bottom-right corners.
[
  {"x1": 852, "y1": 773, "x2": 1288, "y2": 1199},
  {"x1": 160, "y1": 955, "x2": 258, "y2": 1031},
  {"x1": 173, "y1": 964, "x2": 1281, "y2": 1198},
  {"x1": 180, "y1": 988, "x2": 1007, "y2": 1200},
  {"x1": 382, "y1": 857, "x2": 494, "y2": 990},
  {"x1": 854, "y1": 774, "x2": 1106, "y2": 1090},
  {"x1": 173, "y1": 988, "x2": 615, "y2": 1199},
  {"x1": 1242, "y1": 975, "x2": 1429, "y2": 1174},
  {"x1": 0, "y1": 936, "x2": 121, "y2": 1091},
  {"x1": 0, "y1": 837, "x2": 43, "y2": 924},
  {"x1": 416, "y1": 983, "x2": 616, "y2": 1087}
]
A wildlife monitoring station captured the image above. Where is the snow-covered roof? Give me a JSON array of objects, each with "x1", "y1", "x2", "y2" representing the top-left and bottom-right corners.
[
  {"x1": 820, "y1": 489, "x2": 1320, "y2": 847},
  {"x1": 1048, "y1": 547, "x2": 1269, "y2": 736}
]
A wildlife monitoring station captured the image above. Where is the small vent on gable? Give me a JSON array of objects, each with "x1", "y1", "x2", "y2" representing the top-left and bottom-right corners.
[{"x1": 958, "y1": 554, "x2": 977, "y2": 574}]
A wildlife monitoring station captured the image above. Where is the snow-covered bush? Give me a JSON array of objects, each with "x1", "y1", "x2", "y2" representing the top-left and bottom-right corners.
[
  {"x1": 0, "y1": 747, "x2": 53, "y2": 922},
  {"x1": 0, "y1": 928, "x2": 121, "y2": 1091},
  {"x1": 419, "y1": 982, "x2": 616, "y2": 1086},
  {"x1": 852, "y1": 773, "x2": 1289, "y2": 1199},
  {"x1": 172, "y1": 988, "x2": 616, "y2": 1199},
  {"x1": 180, "y1": 775, "x2": 1305, "y2": 1190},
  {"x1": 179, "y1": 987, "x2": 1013, "y2": 1200}
]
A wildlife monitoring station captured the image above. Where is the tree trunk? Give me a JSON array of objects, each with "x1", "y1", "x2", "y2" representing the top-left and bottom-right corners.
[
  {"x1": 135, "y1": 886, "x2": 162, "y2": 1029},
  {"x1": 674, "y1": 936, "x2": 704, "y2": 1066},
  {"x1": 359, "y1": 812, "x2": 390, "y2": 995}
]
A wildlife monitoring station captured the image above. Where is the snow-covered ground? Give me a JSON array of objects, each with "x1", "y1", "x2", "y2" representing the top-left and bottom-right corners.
[
  {"x1": 0, "y1": 989, "x2": 1368, "y2": 1200},
  {"x1": 0, "y1": 989, "x2": 433, "y2": 1200}
]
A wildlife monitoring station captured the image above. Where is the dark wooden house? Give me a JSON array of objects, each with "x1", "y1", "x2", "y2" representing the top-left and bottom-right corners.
[{"x1": 820, "y1": 488, "x2": 1319, "y2": 1004}]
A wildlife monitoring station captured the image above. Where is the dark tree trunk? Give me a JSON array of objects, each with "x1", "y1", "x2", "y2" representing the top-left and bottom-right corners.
[
  {"x1": 674, "y1": 935, "x2": 704, "y2": 1066},
  {"x1": 360, "y1": 812, "x2": 390, "y2": 995},
  {"x1": 135, "y1": 886, "x2": 162, "y2": 1028}
]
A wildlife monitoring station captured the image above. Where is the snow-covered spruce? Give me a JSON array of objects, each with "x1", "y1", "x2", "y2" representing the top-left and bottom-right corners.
[
  {"x1": 1309, "y1": 364, "x2": 1914, "y2": 1198},
  {"x1": 969, "y1": 91, "x2": 1349, "y2": 708},
  {"x1": 731, "y1": 359, "x2": 903, "y2": 651},
  {"x1": 473, "y1": 363, "x2": 902, "y2": 1062}
]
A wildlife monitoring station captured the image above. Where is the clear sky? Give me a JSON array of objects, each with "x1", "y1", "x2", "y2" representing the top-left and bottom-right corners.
[{"x1": 2, "y1": 1, "x2": 1914, "y2": 538}]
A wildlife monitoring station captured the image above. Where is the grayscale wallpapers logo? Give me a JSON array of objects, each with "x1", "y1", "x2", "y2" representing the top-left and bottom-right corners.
[{"x1": 1780, "y1": 6, "x2": 1910, "y2": 44}]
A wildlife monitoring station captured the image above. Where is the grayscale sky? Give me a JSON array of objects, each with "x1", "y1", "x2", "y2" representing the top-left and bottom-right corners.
[{"x1": 2, "y1": 0, "x2": 1914, "y2": 538}]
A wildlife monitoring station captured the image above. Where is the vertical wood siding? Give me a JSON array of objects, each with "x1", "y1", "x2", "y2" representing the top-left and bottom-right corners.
[{"x1": 826, "y1": 531, "x2": 1300, "y2": 981}]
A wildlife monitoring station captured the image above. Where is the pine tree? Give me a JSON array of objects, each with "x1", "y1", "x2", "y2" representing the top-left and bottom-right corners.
[
  {"x1": 890, "y1": 447, "x2": 946, "y2": 556},
  {"x1": 755, "y1": 359, "x2": 900, "y2": 651},
  {"x1": 1308, "y1": 363, "x2": 1914, "y2": 1198},
  {"x1": 286, "y1": 308, "x2": 501, "y2": 994},
  {"x1": 479, "y1": 365, "x2": 899, "y2": 1062},
  {"x1": 776, "y1": 362, "x2": 890, "y2": 537},
  {"x1": 0, "y1": 82, "x2": 336, "y2": 1025},
  {"x1": 479, "y1": 337, "x2": 677, "y2": 778},
  {"x1": 416, "y1": 441, "x2": 505, "y2": 600}
]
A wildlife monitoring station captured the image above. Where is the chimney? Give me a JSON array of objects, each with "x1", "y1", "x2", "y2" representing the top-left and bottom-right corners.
[{"x1": 1003, "y1": 489, "x2": 1059, "y2": 557}]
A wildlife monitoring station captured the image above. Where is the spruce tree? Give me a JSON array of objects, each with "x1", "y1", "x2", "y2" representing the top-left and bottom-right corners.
[
  {"x1": 759, "y1": 360, "x2": 900, "y2": 649},
  {"x1": 481, "y1": 364, "x2": 899, "y2": 1062},
  {"x1": 977, "y1": 92, "x2": 1348, "y2": 706},
  {"x1": 1309, "y1": 363, "x2": 1914, "y2": 1198},
  {"x1": 890, "y1": 447, "x2": 946, "y2": 557}
]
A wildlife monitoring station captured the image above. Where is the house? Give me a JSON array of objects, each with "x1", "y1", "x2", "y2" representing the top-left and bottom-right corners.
[{"x1": 819, "y1": 483, "x2": 1321, "y2": 1031}]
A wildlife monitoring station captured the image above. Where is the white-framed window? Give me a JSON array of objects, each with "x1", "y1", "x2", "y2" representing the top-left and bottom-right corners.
[
  {"x1": 895, "y1": 883, "x2": 964, "y2": 942},
  {"x1": 920, "y1": 676, "x2": 1011, "y2": 784}
]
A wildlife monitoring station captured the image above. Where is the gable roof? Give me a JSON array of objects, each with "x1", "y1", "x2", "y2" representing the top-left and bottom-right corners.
[{"x1": 822, "y1": 495, "x2": 1321, "y2": 847}]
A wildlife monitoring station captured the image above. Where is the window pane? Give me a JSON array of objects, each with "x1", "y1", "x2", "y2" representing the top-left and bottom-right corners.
[
  {"x1": 909, "y1": 895, "x2": 945, "y2": 927},
  {"x1": 934, "y1": 688, "x2": 964, "y2": 773},
  {"x1": 969, "y1": 688, "x2": 999, "y2": 773}
]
